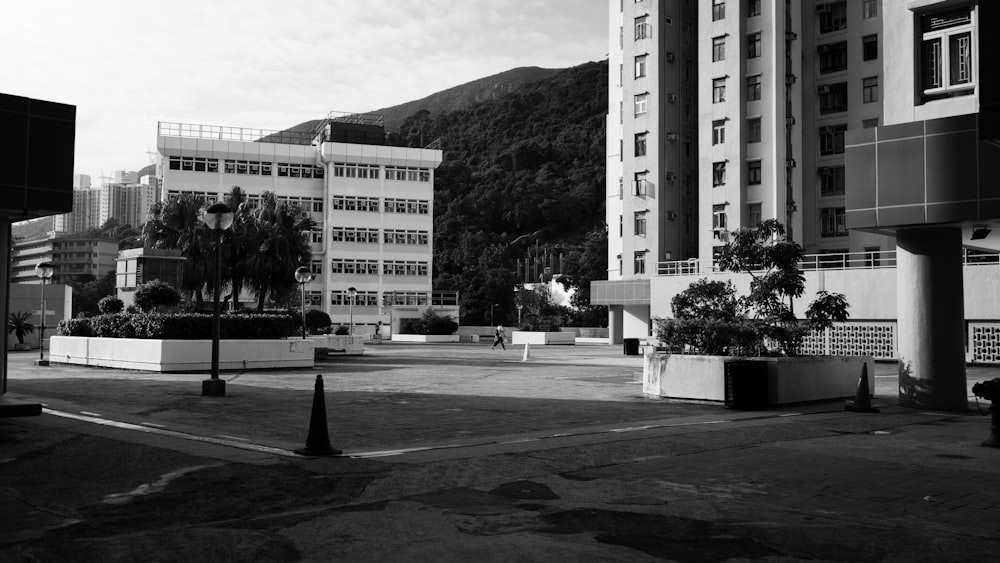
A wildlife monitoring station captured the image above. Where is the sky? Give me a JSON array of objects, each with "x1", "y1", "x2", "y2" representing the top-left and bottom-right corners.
[{"x1": 2, "y1": 0, "x2": 607, "y2": 181}]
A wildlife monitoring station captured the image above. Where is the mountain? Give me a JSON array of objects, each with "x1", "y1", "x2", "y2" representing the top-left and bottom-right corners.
[
  {"x1": 267, "y1": 66, "x2": 564, "y2": 145},
  {"x1": 12, "y1": 216, "x2": 55, "y2": 242}
]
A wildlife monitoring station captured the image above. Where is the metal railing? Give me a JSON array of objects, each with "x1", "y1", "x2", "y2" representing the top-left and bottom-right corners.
[
  {"x1": 158, "y1": 121, "x2": 318, "y2": 145},
  {"x1": 657, "y1": 249, "x2": 1000, "y2": 276}
]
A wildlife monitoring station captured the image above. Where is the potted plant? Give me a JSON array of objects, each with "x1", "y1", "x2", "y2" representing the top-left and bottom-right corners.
[
  {"x1": 7, "y1": 311, "x2": 35, "y2": 351},
  {"x1": 647, "y1": 220, "x2": 868, "y2": 405},
  {"x1": 394, "y1": 309, "x2": 460, "y2": 343},
  {"x1": 511, "y1": 285, "x2": 575, "y2": 345}
]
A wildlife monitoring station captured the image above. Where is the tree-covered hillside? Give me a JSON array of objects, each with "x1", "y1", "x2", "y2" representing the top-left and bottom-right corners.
[{"x1": 388, "y1": 61, "x2": 609, "y2": 326}]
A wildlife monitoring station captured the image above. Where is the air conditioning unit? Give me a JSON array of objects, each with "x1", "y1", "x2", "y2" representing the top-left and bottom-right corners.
[
  {"x1": 666, "y1": 93, "x2": 678, "y2": 103},
  {"x1": 665, "y1": 171, "x2": 676, "y2": 183},
  {"x1": 786, "y1": 158, "x2": 797, "y2": 168},
  {"x1": 786, "y1": 116, "x2": 796, "y2": 126},
  {"x1": 818, "y1": 85, "x2": 831, "y2": 94},
  {"x1": 666, "y1": 132, "x2": 678, "y2": 141},
  {"x1": 666, "y1": 51, "x2": 676, "y2": 63},
  {"x1": 785, "y1": 74, "x2": 797, "y2": 85},
  {"x1": 666, "y1": 211, "x2": 678, "y2": 220},
  {"x1": 786, "y1": 31, "x2": 798, "y2": 41}
]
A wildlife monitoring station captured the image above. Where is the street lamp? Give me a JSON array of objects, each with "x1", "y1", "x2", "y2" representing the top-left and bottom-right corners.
[
  {"x1": 347, "y1": 286, "x2": 357, "y2": 335},
  {"x1": 294, "y1": 266, "x2": 314, "y2": 339},
  {"x1": 34, "y1": 262, "x2": 54, "y2": 366},
  {"x1": 202, "y1": 202, "x2": 233, "y2": 397}
]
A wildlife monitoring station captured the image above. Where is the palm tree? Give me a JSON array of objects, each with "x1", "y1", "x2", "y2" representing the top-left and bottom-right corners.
[
  {"x1": 222, "y1": 186, "x2": 253, "y2": 310},
  {"x1": 7, "y1": 311, "x2": 35, "y2": 349},
  {"x1": 142, "y1": 195, "x2": 213, "y2": 309},
  {"x1": 244, "y1": 192, "x2": 316, "y2": 311}
]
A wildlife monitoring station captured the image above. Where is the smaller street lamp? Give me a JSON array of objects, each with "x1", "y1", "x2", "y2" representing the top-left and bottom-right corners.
[
  {"x1": 347, "y1": 287, "x2": 357, "y2": 335},
  {"x1": 202, "y1": 202, "x2": 234, "y2": 397},
  {"x1": 34, "y1": 262, "x2": 54, "y2": 366},
  {"x1": 294, "y1": 266, "x2": 314, "y2": 339}
]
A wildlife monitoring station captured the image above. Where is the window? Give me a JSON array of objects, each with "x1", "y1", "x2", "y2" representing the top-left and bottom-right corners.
[
  {"x1": 921, "y1": 7, "x2": 975, "y2": 98},
  {"x1": 819, "y1": 124, "x2": 847, "y2": 155},
  {"x1": 712, "y1": 78, "x2": 726, "y2": 103},
  {"x1": 635, "y1": 132, "x2": 647, "y2": 156},
  {"x1": 634, "y1": 93, "x2": 648, "y2": 114},
  {"x1": 713, "y1": 204, "x2": 727, "y2": 230},
  {"x1": 634, "y1": 172, "x2": 648, "y2": 196},
  {"x1": 818, "y1": 42, "x2": 848, "y2": 73},
  {"x1": 862, "y1": 0, "x2": 877, "y2": 19},
  {"x1": 747, "y1": 32, "x2": 761, "y2": 58},
  {"x1": 862, "y1": 35, "x2": 878, "y2": 61},
  {"x1": 712, "y1": 162, "x2": 726, "y2": 186},
  {"x1": 712, "y1": 0, "x2": 725, "y2": 21},
  {"x1": 748, "y1": 117, "x2": 762, "y2": 143},
  {"x1": 635, "y1": 15, "x2": 651, "y2": 40},
  {"x1": 746, "y1": 75, "x2": 761, "y2": 101},
  {"x1": 818, "y1": 82, "x2": 848, "y2": 114},
  {"x1": 634, "y1": 251, "x2": 647, "y2": 275},
  {"x1": 748, "y1": 203, "x2": 762, "y2": 228},
  {"x1": 748, "y1": 160, "x2": 762, "y2": 185},
  {"x1": 635, "y1": 54, "x2": 647, "y2": 78},
  {"x1": 820, "y1": 207, "x2": 847, "y2": 238},
  {"x1": 818, "y1": 1, "x2": 847, "y2": 34},
  {"x1": 748, "y1": 0, "x2": 761, "y2": 18},
  {"x1": 712, "y1": 36, "x2": 726, "y2": 62},
  {"x1": 712, "y1": 120, "x2": 726, "y2": 145},
  {"x1": 862, "y1": 76, "x2": 878, "y2": 103},
  {"x1": 819, "y1": 166, "x2": 846, "y2": 196},
  {"x1": 634, "y1": 212, "x2": 647, "y2": 236}
]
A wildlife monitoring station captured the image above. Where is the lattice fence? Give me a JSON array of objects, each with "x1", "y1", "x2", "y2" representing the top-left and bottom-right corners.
[
  {"x1": 970, "y1": 323, "x2": 1000, "y2": 363},
  {"x1": 800, "y1": 321, "x2": 897, "y2": 360}
]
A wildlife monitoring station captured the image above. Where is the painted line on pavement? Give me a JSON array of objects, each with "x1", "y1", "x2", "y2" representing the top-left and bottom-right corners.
[
  {"x1": 43, "y1": 408, "x2": 300, "y2": 458},
  {"x1": 80, "y1": 411, "x2": 103, "y2": 417}
]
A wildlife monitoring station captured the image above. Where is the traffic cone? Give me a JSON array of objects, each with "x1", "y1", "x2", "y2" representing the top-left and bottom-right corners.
[
  {"x1": 294, "y1": 375, "x2": 342, "y2": 456},
  {"x1": 845, "y1": 363, "x2": 879, "y2": 413},
  {"x1": 521, "y1": 342, "x2": 532, "y2": 362}
]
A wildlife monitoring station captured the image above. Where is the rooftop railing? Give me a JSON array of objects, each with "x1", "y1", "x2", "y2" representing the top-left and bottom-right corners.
[
  {"x1": 656, "y1": 249, "x2": 1000, "y2": 276},
  {"x1": 158, "y1": 121, "x2": 318, "y2": 145}
]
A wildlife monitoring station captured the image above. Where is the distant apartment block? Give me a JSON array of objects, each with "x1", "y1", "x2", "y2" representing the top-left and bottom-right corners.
[
  {"x1": 54, "y1": 173, "x2": 161, "y2": 234},
  {"x1": 11, "y1": 233, "x2": 118, "y2": 285}
]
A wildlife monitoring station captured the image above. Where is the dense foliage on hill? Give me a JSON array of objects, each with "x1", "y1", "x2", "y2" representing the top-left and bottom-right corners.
[{"x1": 387, "y1": 61, "x2": 609, "y2": 326}]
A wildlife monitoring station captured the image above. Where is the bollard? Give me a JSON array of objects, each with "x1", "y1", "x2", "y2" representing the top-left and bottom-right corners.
[
  {"x1": 294, "y1": 375, "x2": 342, "y2": 456},
  {"x1": 521, "y1": 342, "x2": 532, "y2": 362}
]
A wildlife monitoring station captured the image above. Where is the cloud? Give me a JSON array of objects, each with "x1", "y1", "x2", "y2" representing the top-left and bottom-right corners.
[{"x1": 1, "y1": 0, "x2": 606, "y2": 177}]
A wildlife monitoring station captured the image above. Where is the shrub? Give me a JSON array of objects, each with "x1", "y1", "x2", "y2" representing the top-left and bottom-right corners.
[
  {"x1": 56, "y1": 318, "x2": 94, "y2": 337},
  {"x1": 134, "y1": 280, "x2": 182, "y2": 312},
  {"x1": 333, "y1": 325, "x2": 350, "y2": 335},
  {"x1": 305, "y1": 309, "x2": 332, "y2": 334},
  {"x1": 97, "y1": 296, "x2": 125, "y2": 314},
  {"x1": 400, "y1": 309, "x2": 458, "y2": 335}
]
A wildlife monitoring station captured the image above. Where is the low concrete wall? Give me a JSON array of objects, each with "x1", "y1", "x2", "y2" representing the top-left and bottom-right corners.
[
  {"x1": 511, "y1": 331, "x2": 576, "y2": 345},
  {"x1": 326, "y1": 335, "x2": 365, "y2": 355},
  {"x1": 643, "y1": 353, "x2": 871, "y2": 405},
  {"x1": 392, "y1": 334, "x2": 461, "y2": 343},
  {"x1": 49, "y1": 336, "x2": 314, "y2": 372}
]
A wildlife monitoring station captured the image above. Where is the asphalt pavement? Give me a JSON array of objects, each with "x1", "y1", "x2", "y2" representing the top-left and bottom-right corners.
[{"x1": 2, "y1": 343, "x2": 1000, "y2": 562}]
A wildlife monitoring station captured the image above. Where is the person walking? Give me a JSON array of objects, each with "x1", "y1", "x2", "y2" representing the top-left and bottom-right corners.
[{"x1": 491, "y1": 324, "x2": 506, "y2": 350}]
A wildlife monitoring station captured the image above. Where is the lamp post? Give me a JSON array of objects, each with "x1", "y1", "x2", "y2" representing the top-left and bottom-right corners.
[
  {"x1": 34, "y1": 262, "x2": 54, "y2": 366},
  {"x1": 295, "y1": 266, "x2": 314, "y2": 339},
  {"x1": 347, "y1": 286, "x2": 357, "y2": 335},
  {"x1": 202, "y1": 202, "x2": 233, "y2": 397}
]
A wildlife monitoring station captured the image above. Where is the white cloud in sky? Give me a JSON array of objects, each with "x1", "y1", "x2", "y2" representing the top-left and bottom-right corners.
[{"x1": 1, "y1": 0, "x2": 606, "y2": 178}]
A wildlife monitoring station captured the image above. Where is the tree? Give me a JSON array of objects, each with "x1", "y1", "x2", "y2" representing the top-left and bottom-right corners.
[
  {"x1": 97, "y1": 295, "x2": 124, "y2": 314},
  {"x1": 243, "y1": 192, "x2": 316, "y2": 311},
  {"x1": 7, "y1": 311, "x2": 35, "y2": 347},
  {"x1": 133, "y1": 280, "x2": 182, "y2": 312},
  {"x1": 143, "y1": 195, "x2": 212, "y2": 309},
  {"x1": 222, "y1": 186, "x2": 254, "y2": 310}
]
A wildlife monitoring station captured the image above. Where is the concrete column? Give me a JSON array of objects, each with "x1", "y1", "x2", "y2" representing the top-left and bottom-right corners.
[
  {"x1": 1, "y1": 216, "x2": 9, "y2": 394},
  {"x1": 896, "y1": 227, "x2": 967, "y2": 411},
  {"x1": 609, "y1": 305, "x2": 624, "y2": 344}
]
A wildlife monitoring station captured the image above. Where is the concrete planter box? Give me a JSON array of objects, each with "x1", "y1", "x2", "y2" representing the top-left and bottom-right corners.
[
  {"x1": 643, "y1": 353, "x2": 872, "y2": 405},
  {"x1": 49, "y1": 336, "x2": 314, "y2": 372},
  {"x1": 391, "y1": 334, "x2": 460, "y2": 343},
  {"x1": 326, "y1": 335, "x2": 366, "y2": 355},
  {"x1": 511, "y1": 331, "x2": 576, "y2": 345}
]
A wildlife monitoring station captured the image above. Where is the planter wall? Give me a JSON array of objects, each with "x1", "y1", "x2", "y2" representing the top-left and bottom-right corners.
[
  {"x1": 510, "y1": 331, "x2": 576, "y2": 345},
  {"x1": 49, "y1": 336, "x2": 314, "y2": 372},
  {"x1": 391, "y1": 334, "x2": 460, "y2": 343},
  {"x1": 644, "y1": 353, "x2": 872, "y2": 405},
  {"x1": 327, "y1": 335, "x2": 366, "y2": 355}
]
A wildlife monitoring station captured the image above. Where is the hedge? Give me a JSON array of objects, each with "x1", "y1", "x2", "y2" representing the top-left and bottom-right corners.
[{"x1": 56, "y1": 312, "x2": 296, "y2": 340}]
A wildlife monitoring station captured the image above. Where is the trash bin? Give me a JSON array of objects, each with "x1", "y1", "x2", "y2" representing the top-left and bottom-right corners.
[
  {"x1": 623, "y1": 338, "x2": 640, "y2": 356},
  {"x1": 724, "y1": 360, "x2": 768, "y2": 409}
]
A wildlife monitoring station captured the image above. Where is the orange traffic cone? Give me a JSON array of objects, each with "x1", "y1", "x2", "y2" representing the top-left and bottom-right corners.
[
  {"x1": 294, "y1": 375, "x2": 342, "y2": 456},
  {"x1": 845, "y1": 363, "x2": 879, "y2": 413}
]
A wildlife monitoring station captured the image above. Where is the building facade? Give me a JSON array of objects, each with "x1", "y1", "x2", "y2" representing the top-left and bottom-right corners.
[
  {"x1": 155, "y1": 114, "x2": 447, "y2": 333},
  {"x1": 55, "y1": 173, "x2": 161, "y2": 234},
  {"x1": 11, "y1": 233, "x2": 119, "y2": 285}
]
